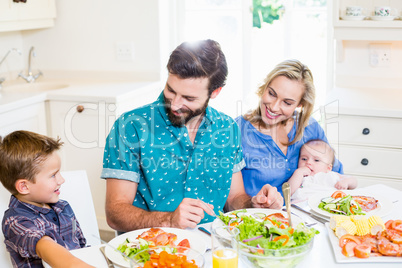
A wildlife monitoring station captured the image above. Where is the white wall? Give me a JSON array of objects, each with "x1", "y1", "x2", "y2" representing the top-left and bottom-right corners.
[
  {"x1": 1, "y1": 0, "x2": 162, "y2": 81},
  {"x1": 335, "y1": 40, "x2": 402, "y2": 89}
]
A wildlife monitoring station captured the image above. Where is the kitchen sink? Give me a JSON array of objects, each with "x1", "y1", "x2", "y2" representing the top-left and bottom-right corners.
[{"x1": 2, "y1": 82, "x2": 69, "y2": 93}]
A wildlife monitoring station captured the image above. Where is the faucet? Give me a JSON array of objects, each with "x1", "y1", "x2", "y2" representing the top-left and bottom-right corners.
[
  {"x1": 18, "y1": 46, "x2": 43, "y2": 83},
  {"x1": 0, "y1": 48, "x2": 22, "y2": 90}
]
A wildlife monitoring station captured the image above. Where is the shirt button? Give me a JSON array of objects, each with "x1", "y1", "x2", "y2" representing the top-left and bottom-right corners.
[
  {"x1": 187, "y1": 187, "x2": 191, "y2": 191},
  {"x1": 53, "y1": 217, "x2": 57, "y2": 221},
  {"x1": 62, "y1": 236, "x2": 65, "y2": 241},
  {"x1": 288, "y1": 169, "x2": 290, "y2": 171},
  {"x1": 285, "y1": 159, "x2": 288, "y2": 162}
]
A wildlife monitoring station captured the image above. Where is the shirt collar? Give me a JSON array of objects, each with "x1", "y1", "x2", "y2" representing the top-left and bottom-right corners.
[
  {"x1": 9, "y1": 195, "x2": 68, "y2": 214},
  {"x1": 156, "y1": 91, "x2": 213, "y2": 128}
]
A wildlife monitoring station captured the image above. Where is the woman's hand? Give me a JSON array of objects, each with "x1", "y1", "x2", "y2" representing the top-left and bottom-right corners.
[{"x1": 251, "y1": 184, "x2": 283, "y2": 209}]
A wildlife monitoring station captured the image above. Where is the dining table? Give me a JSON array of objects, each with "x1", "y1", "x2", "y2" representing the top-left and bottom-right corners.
[{"x1": 48, "y1": 184, "x2": 402, "y2": 268}]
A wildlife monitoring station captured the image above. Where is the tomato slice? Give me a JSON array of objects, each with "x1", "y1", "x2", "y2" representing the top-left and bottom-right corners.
[
  {"x1": 385, "y1": 220, "x2": 394, "y2": 229},
  {"x1": 331, "y1": 191, "x2": 346, "y2": 199},
  {"x1": 342, "y1": 241, "x2": 358, "y2": 257},
  {"x1": 339, "y1": 234, "x2": 361, "y2": 248},
  {"x1": 177, "y1": 239, "x2": 190, "y2": 248},
  {"x1": 391, "y1": 220, "x2": 402, "y2": 230},
  {"x1": 354, "y1": 244, "x2": 371, "y2": 258}
]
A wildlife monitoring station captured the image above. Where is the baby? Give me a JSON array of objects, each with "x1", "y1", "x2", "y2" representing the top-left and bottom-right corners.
[
  {"x1": 289, "y1": 139, "x2": 357, "y2": 203},
  {"x1": 0, "y1": 130, "x2": 93, "y2": 267}
]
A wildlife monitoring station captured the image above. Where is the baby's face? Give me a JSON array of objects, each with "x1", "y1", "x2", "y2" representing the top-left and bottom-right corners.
[{"x1": 298, "y1": 142, "x2": 333, "y2": 176}]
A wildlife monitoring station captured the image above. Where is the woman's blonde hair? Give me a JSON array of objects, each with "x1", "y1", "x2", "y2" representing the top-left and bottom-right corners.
[{"x1": 244, "y1": 59, "x2": 315, "y2": 145}]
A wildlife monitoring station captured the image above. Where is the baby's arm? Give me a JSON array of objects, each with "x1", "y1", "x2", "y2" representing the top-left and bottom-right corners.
[
  {"x1": 288, "y1": 166, "x2": 312, "y2": 195},
  {"x1": 36, "y1": 236, "x2": 94, "y2": 268},
  {"x1": 335, "y1": 174, "x2": 358, "y2": 190}
]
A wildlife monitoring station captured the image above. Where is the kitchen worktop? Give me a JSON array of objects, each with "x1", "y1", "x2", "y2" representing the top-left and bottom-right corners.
[
  {"x1": 0, "y1": 78, "x2": 161, "y2": 113},
  {"x1": 325, "y1": 87, "x2": 402, "y2": 118}
]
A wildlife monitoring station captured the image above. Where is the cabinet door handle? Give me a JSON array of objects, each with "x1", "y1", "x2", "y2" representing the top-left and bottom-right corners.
[
  {"x1": 361, "y1": 158, "x2": 369, "y2": 166},
  {"x1": 362, "y1": 128, "x2": 370, "y2": 135},
  {"x1": 76, "y1": 105, "x2": 85, "y2": 113}
]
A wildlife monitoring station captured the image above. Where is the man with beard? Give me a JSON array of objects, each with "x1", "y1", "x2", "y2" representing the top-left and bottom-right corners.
[{"x1": 101, "y1": 40, "x2": 283, "y2": 232}]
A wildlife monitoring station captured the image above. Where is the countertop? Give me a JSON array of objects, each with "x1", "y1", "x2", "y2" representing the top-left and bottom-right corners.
[
  {"x1": 0, "y1": 79, "x2": 161, "y2": 113},
  {"x1": 325, "y1": 87, "x2": 402, "y2": 118}
]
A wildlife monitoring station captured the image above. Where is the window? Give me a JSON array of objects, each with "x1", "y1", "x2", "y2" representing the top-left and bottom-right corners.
[{"x1": 176, "y1": 0, "x2": 328, "y2": 117}]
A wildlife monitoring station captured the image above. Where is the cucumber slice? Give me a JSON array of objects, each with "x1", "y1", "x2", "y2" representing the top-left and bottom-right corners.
[
  {"x1": 329, "y1": 197, "x2": 342, "y2": 204},
  {"x1": 252, "y1": 213, "x2": 267, "y2": 219},
  {"x1": 324, "y1": 203, "x2": 336, "y2": 210},
  {"x1": 321, "y1": 197, "x2": 334, "y2": 203}
]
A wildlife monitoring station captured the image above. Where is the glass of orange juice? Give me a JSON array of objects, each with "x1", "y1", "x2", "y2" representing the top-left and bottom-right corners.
[{"x1": 211, "y1": 226, "x2": 239, "y2": 268}]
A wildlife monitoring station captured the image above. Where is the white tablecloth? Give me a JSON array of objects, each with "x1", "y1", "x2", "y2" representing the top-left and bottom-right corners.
[{"x1": 58, "y1": 184, "x2": 402, "y2": 268}]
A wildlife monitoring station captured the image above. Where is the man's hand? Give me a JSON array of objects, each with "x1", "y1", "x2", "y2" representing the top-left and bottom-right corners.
[
  {"x1": 169, "y1": 198, "x2": 215, "y2": 229},
  {"x1": 251, "y1": 184, "x2": 283, "y2": 209}
]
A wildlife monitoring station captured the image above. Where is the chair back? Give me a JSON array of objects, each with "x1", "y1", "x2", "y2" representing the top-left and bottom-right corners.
[{"x1": 59, "y1": 170, "x2": 101, "y2": 246}]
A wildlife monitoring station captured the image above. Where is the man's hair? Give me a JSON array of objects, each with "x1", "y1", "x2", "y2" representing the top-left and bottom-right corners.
[
  {"x1": 0, "y1": 131, "x2": 63, "y2": 195},
  {"x1": 167, "y1": 39, "x2": 228, "y2": 95},
  {"x1": 302, "y1": 139, "x2": 335, "y2": 165}
]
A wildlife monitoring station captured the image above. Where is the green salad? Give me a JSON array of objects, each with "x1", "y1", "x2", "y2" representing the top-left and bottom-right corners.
[
  {"x1": 218, "y1": 210, "x2": 319, "y2": 268},
  {"x1": 117, "y1": 237, "x2": 150, "y2": 259},
  {"x1": 318, "y1": 195, "x2": 365, "y2": 216},
  {"x1": 219, "y1": 211, "x2": 318, "y2": 249}
]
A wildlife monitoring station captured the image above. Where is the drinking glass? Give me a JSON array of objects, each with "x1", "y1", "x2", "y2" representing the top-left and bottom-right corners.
[{"x1": 211, "y1": 226, "x2": 240, "y2": 268}]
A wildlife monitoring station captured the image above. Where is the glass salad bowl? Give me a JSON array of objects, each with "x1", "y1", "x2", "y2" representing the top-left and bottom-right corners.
[
  {"x1": 236, "y1": 238, "x2": 314, "y2": 268},
  {"x1": 212, "y1": 208, "x2": 318, "y2": 268},
  {"x1": 132, "y1": 246, "x2": 204, "y2": 268}
]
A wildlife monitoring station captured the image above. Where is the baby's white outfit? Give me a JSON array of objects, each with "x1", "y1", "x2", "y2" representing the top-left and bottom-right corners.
[{"x1": 291, "y1": 171, "x2": 340, "y2": 203}]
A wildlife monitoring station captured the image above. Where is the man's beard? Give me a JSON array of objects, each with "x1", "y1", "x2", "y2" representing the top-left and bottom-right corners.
[{"x1": 164, "y1": 95, "x2": 210, "y2": 126}]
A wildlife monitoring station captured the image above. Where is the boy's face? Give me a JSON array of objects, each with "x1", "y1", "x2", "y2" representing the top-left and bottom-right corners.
[
  {"x1": 298, "y1": 142, "x2": 332, "y2": 176},
  {"x1": 19, "y1": 152, "x2": 65, "y2": 207}
]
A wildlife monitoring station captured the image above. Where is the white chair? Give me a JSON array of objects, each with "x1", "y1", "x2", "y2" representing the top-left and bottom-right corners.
[
  {"x1": 59, "y1": 170, "x2": 101, "y2": 247},
  {"x1": 0, "y1": 170, "x2": 101, "y2": 267}
]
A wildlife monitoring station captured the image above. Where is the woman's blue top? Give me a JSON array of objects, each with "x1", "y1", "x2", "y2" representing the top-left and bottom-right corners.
[{"x1": 235, "y1": 115, "x2": 343, "y2": 197}]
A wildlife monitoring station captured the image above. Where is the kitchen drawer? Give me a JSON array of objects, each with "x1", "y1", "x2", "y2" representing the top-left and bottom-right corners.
[
  {"x1": 337, "y1": 145, "x2": 402, "y2": 179},
  {"x1": 326, "y1": 115, "x2": 402, "y2": 149}
]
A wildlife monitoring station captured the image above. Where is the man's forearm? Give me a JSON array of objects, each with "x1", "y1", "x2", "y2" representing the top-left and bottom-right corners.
[
  {"x1": 106, "y1": 203, "x2": 172, "y2": 232},
  {"x1": 224, "y1": 193, "x2": 252, "y2": 212}
]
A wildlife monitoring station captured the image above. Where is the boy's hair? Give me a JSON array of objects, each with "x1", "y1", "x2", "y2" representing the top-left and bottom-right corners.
[
  {"x1": 0, "y1": 131, "x2": 63, "y2": 195},
  {"x1": 302, "y1": 139, "x2": 335, "y2": 165}
]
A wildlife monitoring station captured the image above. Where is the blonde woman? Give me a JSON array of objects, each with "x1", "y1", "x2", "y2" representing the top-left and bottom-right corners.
[{"x1": 236, "y1": 59, "x2": 343, "y2": 198}]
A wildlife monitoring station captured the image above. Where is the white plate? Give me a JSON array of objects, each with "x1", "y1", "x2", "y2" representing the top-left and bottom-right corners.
[
  {"x1": 341, "y1": 15, "x2": 366, "y2": 21},
  {"x1": 308, "y1": 190, "x2": 393, "y2": 220},
  {"x1": 105, "y1": 227, "x2": 207, "y2": 267},
  {"x1": 211, "y1": 208, "x2": 303, "y2": 230},
  {"x1": 326, "y1": 223, "x2": 402, "y2": 263},
  {"x1": 370, "y1": 16, "x2": 396, "y2": 21}
]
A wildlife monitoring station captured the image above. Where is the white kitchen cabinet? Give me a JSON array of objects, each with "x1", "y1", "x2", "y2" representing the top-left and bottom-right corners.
[
  {"x1": 332, "y1": 0, "x2": 402, "y2": 41},
  {"x1": 0, "y1": 101, "x2": 47, "y2": 136},
  {"x1": 46, "y1": 82, "x2": 160, "y2": 231},
  {"x1": 0, "y1": 0, "x2": 56, "y2": 32},
  {"x1": 325, "y1": 88, "x2": 402, "y2": 192}
]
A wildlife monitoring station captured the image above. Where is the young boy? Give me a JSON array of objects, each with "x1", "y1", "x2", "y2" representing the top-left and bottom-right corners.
[
  {"x1": 0, "y1": 131, "x2": 93, "y2": 267},
  {"x1": 289, "y1": 139, "x2": 357, "y2": 203}
]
